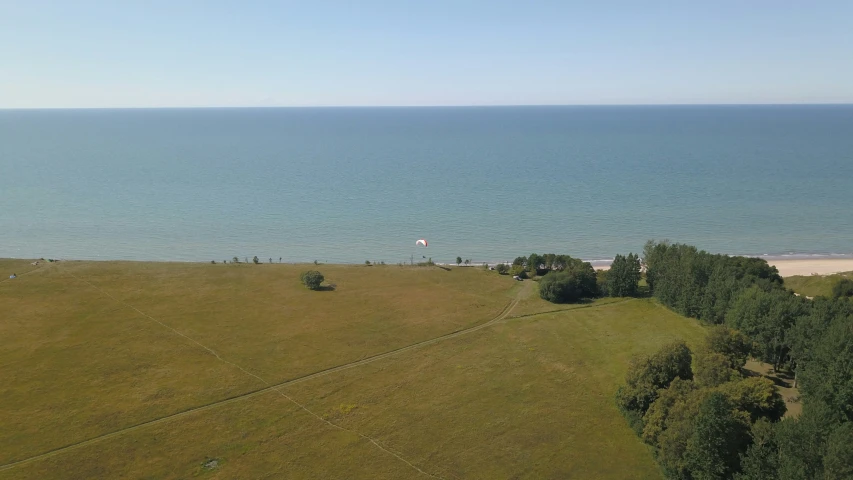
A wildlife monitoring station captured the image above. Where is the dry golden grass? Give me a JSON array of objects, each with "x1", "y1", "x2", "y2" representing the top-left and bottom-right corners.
[
  {"x1": 0, "y1": 261, "x2": 513, "y2": 465},
  {"x1": 0, "y1": 261, "x2": 706, "y2": 479}
]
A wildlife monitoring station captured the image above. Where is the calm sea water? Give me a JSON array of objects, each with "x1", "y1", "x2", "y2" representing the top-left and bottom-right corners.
[{"x1": 1, "y1": 106, "x2": 852, "y2": 264}]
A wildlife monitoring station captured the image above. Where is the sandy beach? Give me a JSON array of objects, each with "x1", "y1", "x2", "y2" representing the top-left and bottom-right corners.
[
  {"x1": 766, "y1": 259, "x2": 853, "y2": 277},
  {"x1": 592, "y1": 258, "x2": 853, "y2": 277}
]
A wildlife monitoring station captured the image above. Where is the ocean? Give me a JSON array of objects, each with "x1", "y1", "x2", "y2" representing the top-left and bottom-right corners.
[{"x1": 1, "y1": 105, "x2": 852, "y2": 264}]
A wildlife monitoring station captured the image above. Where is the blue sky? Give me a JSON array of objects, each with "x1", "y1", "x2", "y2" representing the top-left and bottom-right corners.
[{"x1": 2, "y1": 1, "x2": 852, "y2": 107}]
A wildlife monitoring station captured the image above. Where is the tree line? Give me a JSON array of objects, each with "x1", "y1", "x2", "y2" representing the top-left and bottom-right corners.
[{"x1": 617, "y1": 240, "x2": 853, "y2": 479}]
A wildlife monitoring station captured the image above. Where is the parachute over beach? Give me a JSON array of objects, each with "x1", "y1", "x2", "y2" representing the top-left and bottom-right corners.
[{"x1": 416, "y1": 239, "x2": 428, "y2": 247}]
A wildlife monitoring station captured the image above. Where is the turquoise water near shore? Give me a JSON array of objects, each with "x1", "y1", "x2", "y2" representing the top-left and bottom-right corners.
[{"x1": 1, "y1": 106, "x2": 852, "y2": 264}]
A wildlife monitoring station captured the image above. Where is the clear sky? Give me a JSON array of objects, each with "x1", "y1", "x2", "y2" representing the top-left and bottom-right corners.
[{"x1": 2, "y1": 1, "x2": 852, "y2": 108}]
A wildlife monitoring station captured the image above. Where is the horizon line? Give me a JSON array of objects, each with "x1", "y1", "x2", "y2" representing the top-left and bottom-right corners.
[{"x1": 2, "y1": 102, "x2": 853, "y2": 111}]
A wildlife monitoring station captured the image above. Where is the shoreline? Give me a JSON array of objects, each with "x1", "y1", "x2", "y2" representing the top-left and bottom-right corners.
[
  {"x1": 592, "y1": 258, "x2": 853, "y2": 276},
  {"x1": 5, "y1": 256, "x2": 853, "y2": 278}
]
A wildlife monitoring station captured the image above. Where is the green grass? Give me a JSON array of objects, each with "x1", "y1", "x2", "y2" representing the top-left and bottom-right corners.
[
  {"x1": 783, "y1": 271, "x2": 853, "y2": 298},
  {"x1": 0, "y1": 260, "x2": 706, "y2": 479}
]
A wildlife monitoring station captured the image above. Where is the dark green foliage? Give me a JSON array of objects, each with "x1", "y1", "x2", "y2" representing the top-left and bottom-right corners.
[
  {"x1": 832, "y1": 278, "x2": 853, "y2": 299},
  {"x1": 232, "y1": 256, "x2": 239, "y2": 263},
  {"x1": 685, "y1": 392, "x2": 751, "y2": 480},
  {"x1": 300, "y1": 270, "x2": 324, "y2": 290},
  {"x1": 694, "y1": 351, "x2": 740, "y2": 388},
  {"x1": 797, "y1": 309, "x2": 853, "y2": 421},
  {"x1": 823, "y1": 422, "x2": 853, "y2": 480},
  {"x1": 774, "y1": 402, "x2": 839, "y2": 480},
  {"x1": 456, "y1": 256, "x2": 462, "y2": 266},
  {"x1": 616, "y1": 341, "x2": 693, "y2": 416},
  {"x1": 726, "y1": 287, "x2": 810, "y2": 369},
  {"x1": 252, "y1": 256, "x2": 259, "y2": 264},
  {"x1": 512, "y1": 256, "x2": 526, "y2": 267},
  {"x1": 642, "y1": 377, "x2": 696, "y2": 446},
  {"x1": 656, "y1": 387, "x2": 713, "y2": 479},
  {"x1": 643, "y1": 241, "x2": 782, "y2": 324},
  {"x1": 788, "y1": 297, "x2": 853, "y2": 370},
  {"x1": 527, "y1": 253, "x2": 545, "y2": 275},
  {"x1": 704, "y1": 325, "x2": 752, "y2": 370},
  {"x1": 509, "y1": 265, "x2": 527, "y2": 278},
  {"x1": 627, "y1": 241, "x2": 853, "y2": 480},
  {"x1": 605, "y1": 253, "x2": 642, "y2": 297},
  {"x1": 717, "y1": 377, "x2": 786, "y2": 423},
  {"x1": 735, "y1": 419, "x2": 779, "y2": 480},
  {"x1": 538, "y1": 265, "x2": 598, "y2": 303},
  {"x1": 495, "y1": 263, "x2": 509, "y2": 275}
]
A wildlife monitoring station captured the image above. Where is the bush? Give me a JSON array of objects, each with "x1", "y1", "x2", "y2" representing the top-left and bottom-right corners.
[
  {"x1": 253, "y1": 256, "x2": 259, "y2": 264},
  {"x1": 703, "y1": 325, "x2": 751, "y2": 369},
  {"x1": 300, "y1": 271, "x2": 325, "y2": 290},
  {"x1": 509, "y1": 265, "x2": 527, "y2": 278},
  {"x1": 538, "y1": 267, "x2": 598, "y2": 304},
  {"x1": 616, "y1": 340, "x2": 694, "y2": 415},
  {"x1": 832, "y1": 278, "x2": 853, "y2": 299},
  {"x1": 495, "y1": 263, "x2": 509, "y2": 275},
  {"x1": 693, "y1": 351, "x2": 739, "y2": 388}
]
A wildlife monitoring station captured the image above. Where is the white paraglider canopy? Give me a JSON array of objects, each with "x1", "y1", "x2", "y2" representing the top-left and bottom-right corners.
[{"x1": 416, "y1": 239, "x2": 428, "y2": 247}]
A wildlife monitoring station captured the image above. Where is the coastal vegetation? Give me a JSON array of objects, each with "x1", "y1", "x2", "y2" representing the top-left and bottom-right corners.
[
  {"x1": 512, "y1": 252, "x2": 643, "y2": 304},
  {"x1": 616, "y1": 241, "x2": 853, "y2": 480},
  {"x1": 783, "y1": 271, "x2": 853, "y2": 298},
  {"x1": 603, "y1": 253, "x2": 642, "y2": 297}
]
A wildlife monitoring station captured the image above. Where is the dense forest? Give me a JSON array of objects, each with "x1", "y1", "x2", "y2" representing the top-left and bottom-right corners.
[{"x1": 616, "y1": 241, "x2": 853, "y2": 480}]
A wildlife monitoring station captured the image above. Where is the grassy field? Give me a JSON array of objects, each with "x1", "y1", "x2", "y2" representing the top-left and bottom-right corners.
[
  {"x1": 0, "y1": 259, "x2": 706, "y2": 479},
  {"x1": 783, "y1": 271, "x2": 852, "y2": 298}
]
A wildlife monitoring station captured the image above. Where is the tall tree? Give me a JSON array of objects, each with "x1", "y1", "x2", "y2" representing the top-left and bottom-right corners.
[
  {"x1": 527, "y1": 253, "x2": 545, "y2": 275},
  {"x1": 605, "y1": 253, "x2": 642, "y2": 297},
  {"x1": 823, "y1": 422, "x2": 853, "y2": 480},
  {"x1": 685, "y1": 392, "x2": 750, "y2": 480},
  {"x1": 734, "y1": 419, "x2": 779, "y2": 480},
  {"x1": 726, "y1": 287, "x2": 809, "y2": 370}
]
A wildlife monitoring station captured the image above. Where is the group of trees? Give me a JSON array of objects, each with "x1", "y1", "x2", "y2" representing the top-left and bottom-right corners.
[
  {"x1": 456, "y1": 257, "x2": 472, "y2": 266},
  {"x1": 512, "y1": 253, "x2": 596, "y2": 276},
  {"x1": 626, "y1": 241, "x2": 853, "y2": 479},
  {"x1": 643, "y1": 241, "x2": 784, "y2": 324},
  {"x1": 617, "y1": 328, "x2": 787, "y2": 480},
  {"x1": 507, "y1": 252, "x2": 642, "y2": 304},
  {"x1": 616, "y1": 326, "x2": 786, "y2": 480}
]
